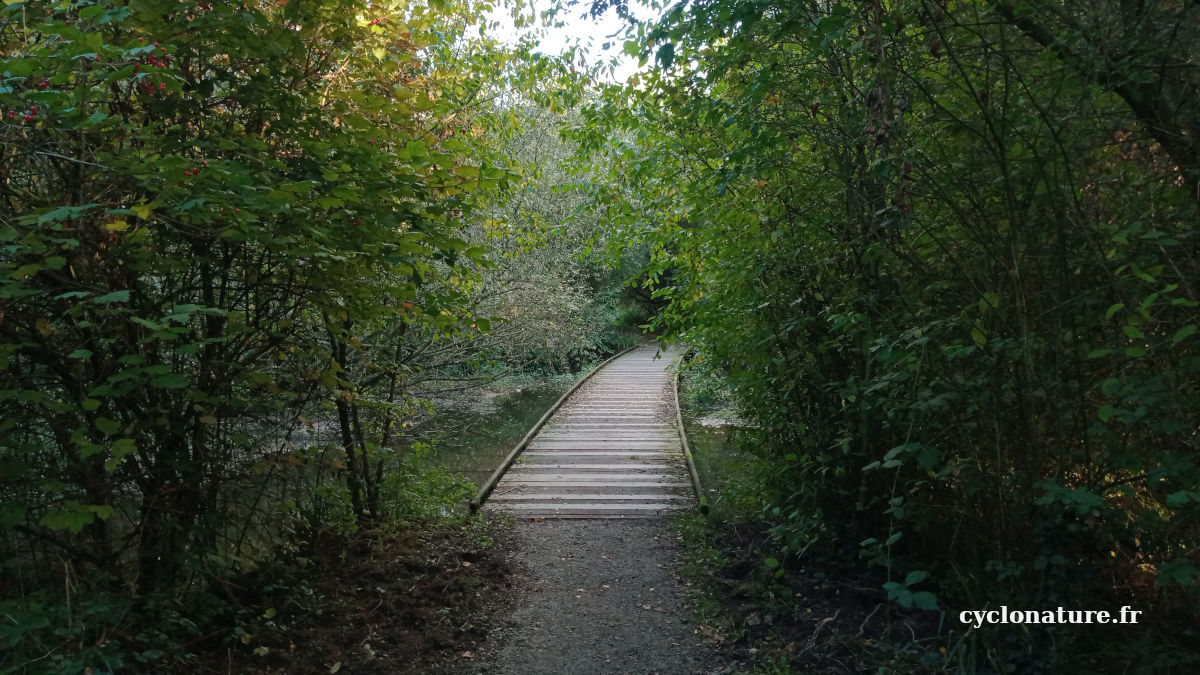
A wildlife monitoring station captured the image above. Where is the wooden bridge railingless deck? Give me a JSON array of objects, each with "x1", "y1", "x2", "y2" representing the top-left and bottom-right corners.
[{"x1": 470, "y1": 344, "x2": 706, "y2": 518}]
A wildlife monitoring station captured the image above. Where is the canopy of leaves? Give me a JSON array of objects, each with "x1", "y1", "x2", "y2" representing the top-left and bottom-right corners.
[
  {"x1": 0, "y1": 0, "x2": 551, "y2": 669},
  {"x1": 572, "y1": 0, "x2": 1200, "y2": 669}
]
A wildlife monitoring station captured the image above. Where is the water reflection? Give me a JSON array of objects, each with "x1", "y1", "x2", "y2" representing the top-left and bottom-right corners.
[
  {"x1": 684, "y1": 421, "x2": 738, "y2": 504},
  {"x1": 407, "y1": 382, "x2": 572, "y2": 487}
]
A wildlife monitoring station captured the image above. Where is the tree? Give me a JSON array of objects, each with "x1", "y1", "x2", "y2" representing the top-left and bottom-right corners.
[
  {"x1": 0, "y1": 0, "x2": 519, "y2": 668},
  {"x1": 572, "y1": 0, "x2": 1200, "y2": 668}
]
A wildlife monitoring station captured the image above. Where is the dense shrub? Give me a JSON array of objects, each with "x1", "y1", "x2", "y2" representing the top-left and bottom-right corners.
[{"x1": 575, "y1": 0, "x2": 1200, "y2": 668}]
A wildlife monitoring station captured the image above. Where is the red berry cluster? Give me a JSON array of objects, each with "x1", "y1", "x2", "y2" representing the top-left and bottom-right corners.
[
  {"x1": 367, "y1": 18, "x2": 385, "y2": 26},
  {"x1": 6, "y1": 106, "x2": 41, "y2": 123},
  {"x1": 183, "y1": 155, "x2": 210, "y2": 178},
  {"x1": 138, "y1": 81, "x2": 167, "y2": 95},
  {"x1": 131, "y1": 41, "x2": 173, "y2": 96},
  {"x1": 136, "y1": 42, "x2": 171, "y2": 69}
]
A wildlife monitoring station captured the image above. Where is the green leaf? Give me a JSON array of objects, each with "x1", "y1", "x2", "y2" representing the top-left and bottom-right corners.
[
  {"x1": 107, "y1": 438, "x2": 138, "y2": 471},
  {"x1": 915, "y1": 446, "x2": 939, "y2": 469},
  {"x1": 150, "y1": 373, "x2": 189, "y2": 389},
  {"x1": 1166, "y1": 491, "x2": 1198, "y2": 507},
  {"x1": 904, "y1": 570, "x2": 928, "y2": 586},
  {"x1": 40, "y1": 502, "x2": 114, "y2": 533},
  {"x1": 970, "y1": 325, "x2": 986, "y2": 348},
  {"x1": 656, "y1": 42, "x2": 675, "y2": 69},
  {"x1": 1171, "y1": 324, "x2": 1196, "y2": 344},
  {"x1": 95, "y1": 290, "x2": 131, "y2": 304},
  {"x1": 1098, "y1": 405, "x2": 1114, "y2": 422},
  {"x1": 910, "y1": 591, "x2": 939, "y2": 610}
]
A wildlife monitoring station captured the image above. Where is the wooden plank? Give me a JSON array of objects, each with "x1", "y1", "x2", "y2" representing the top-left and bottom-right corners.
[
  {"x1": 492, "y1": 484, "x2": 690, "y2": 495},
  {"x1": 494, "y1": 478, "x2": 691, "y2": 482},
  {"x1": 513, "y1": 464, "x2": 677, "y2": 472},
  {"x1": 505, "y1": 472, "x2": 682, "y2": 481},
  {"x1": 527, "y1": 441, "x2": 680, "y2": 450},
  {"x1": 500, "y1": 503, "x2": 685, "y2": 512},
  {"x1": 520, "y1": 448, "x2": 680, "y2": 454},
  {"x1": 491, "y1": 493, "x2": 689, "y2": 501}
]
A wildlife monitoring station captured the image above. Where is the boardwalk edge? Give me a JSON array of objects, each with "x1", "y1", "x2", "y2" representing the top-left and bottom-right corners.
[{"x1": 673, "y1": 370, "x2": 710, "y2": 514}]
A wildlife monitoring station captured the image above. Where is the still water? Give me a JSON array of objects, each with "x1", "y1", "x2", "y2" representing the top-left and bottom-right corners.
[
  {"x1": 411, "y1": 380, "x2": 574, "y2": 487},
  {"x1": 684, "y1": 421, "x2": 738, "y2": 504}
]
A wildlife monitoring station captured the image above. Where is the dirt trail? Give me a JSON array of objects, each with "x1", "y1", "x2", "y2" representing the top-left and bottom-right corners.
[{"x1": 470, "y1": 518, "x2": 719, "y2": 675}]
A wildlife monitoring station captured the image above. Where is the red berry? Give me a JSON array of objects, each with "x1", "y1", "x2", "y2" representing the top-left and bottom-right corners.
[
  {"x1": 138, "y1": 37, "x2": 144, "y2": 42},
  {"x1": 201, "y1": 161, "x2": 208, "y2": 166},
  {"x1": 23, "y1": 115, "x2": 33, "y2": 122},
  {"x1": 234, "y1": 208, "x2": 239, "y2": 213},
  {"x1": 29, "y1": 107, "x2": 37, "y2": 115},
  {"x1": 159, "y1": 83, "x2": 165, "y2": 91}
]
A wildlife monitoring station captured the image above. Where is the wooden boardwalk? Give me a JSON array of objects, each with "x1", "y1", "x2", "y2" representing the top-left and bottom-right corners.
[{"x1": 481, "y1": 345, "x2": 696, "y2": 518}]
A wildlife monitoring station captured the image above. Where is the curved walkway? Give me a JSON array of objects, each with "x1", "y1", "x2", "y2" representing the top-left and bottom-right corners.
[{"x1": 486, "y1": 345, "x2": 692, "y2": 518}]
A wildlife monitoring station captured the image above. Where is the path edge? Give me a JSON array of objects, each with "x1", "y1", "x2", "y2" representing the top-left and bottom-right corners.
[
  {"x1": 468, "y1": 345, "x2": 637, "y2": 512},
  {"x1": 673, "y1": 370, "x2": 710, "y2": 514}
]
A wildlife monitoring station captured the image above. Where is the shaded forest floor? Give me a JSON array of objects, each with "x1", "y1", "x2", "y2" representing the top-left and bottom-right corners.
[
  {"x1": 672, "y1": 515, "x2": 950, "y2": 674},
  {"x1": 192, "y1": 516, "x2": 519, "y2": 674},
  {"x1": 189, "y1": 510, "x2": 946, "y2": 675}
]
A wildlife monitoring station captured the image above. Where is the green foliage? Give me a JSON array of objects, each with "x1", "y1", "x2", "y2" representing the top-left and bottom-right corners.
[
  {"x1": 0, "y1": 0, "x2": 538, "y2": 669},
  {"x1": 381, "y1": 442, "x2": 477, "y2": 522},
  {"x1": 576, "y1": 0, "x2": 1200, "y2": 669}
]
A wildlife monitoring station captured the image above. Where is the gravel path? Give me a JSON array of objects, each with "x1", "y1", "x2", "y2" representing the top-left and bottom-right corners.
[{"x1": 473, "y1": 518, "x2": 718, "y2": 675}]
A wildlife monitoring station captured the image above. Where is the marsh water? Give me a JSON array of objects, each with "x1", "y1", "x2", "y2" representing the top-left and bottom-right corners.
[
  {"x1": 411, "y1": 380, "x2": 573, "y2": 487},
  {"x1": 682, "y1": 421, "x2": 739, "y2": 505}
]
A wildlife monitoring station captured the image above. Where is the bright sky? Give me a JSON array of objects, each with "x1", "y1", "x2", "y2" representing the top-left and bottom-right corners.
[{"x1": 484, "y1": 0, "x2": 658, "y2": 83}]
